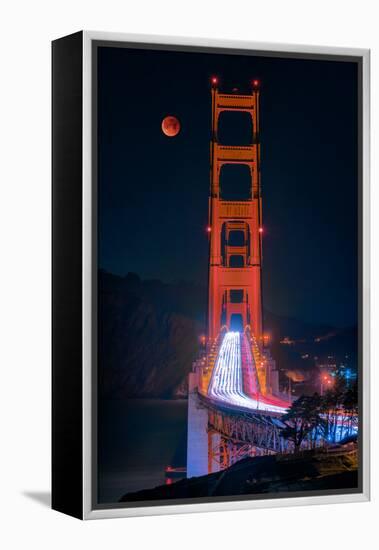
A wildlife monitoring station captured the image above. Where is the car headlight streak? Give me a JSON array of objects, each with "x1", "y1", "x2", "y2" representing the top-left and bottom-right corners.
[{"x1": 208, "y1": 331, "x2": 288, "y2": 414}]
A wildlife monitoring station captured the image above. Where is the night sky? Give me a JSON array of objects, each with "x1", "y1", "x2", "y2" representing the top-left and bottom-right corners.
[{"x1": 97, "y1": 46, "x2": 358, "y2": 329}]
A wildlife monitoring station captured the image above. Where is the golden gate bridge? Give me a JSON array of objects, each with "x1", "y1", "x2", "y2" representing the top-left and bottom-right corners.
[
  {"x1": 185, "y1": 77, "x2": 357, "y2": 479},
  {"x1": 185, "y1": 78, "x2": 358, "y2": 478},
  {"x1": 187, "y1": 78, "x2": 292, "y2": 477}
]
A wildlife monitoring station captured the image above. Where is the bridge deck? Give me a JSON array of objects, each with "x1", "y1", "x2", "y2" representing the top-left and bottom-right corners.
[{"x1": 207, "y1": 331, "x2": 289, "y2": 415}]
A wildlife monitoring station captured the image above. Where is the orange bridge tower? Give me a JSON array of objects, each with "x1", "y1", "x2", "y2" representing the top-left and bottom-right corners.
[
  {"x1": 187, "y1": 79, "x2": 282, "y2": 477},
  {"x1": 208, "y1": 78, "x2": 263, "y2": 343}
]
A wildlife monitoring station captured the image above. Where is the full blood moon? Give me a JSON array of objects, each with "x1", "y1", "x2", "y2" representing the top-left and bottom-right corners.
[{"x1": 161, "y1": 115, "x2": 180, "y2": 137}]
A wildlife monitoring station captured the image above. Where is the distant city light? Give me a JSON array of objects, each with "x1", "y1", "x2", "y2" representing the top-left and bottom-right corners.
[
  {"x1": 345, "y1": 369, "x2": 352, "y2": 379},
  {"x1": 263, "y1": 333, "x2": 271, "y2": 344},
  {"x1": 280, "y1": 337, "x2": 295, "y2": 345}
]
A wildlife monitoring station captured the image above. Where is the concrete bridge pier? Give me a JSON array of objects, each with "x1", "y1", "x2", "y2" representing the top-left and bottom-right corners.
[{"x1": 187, "y1": 373, "x2": 209, "y2": 478}]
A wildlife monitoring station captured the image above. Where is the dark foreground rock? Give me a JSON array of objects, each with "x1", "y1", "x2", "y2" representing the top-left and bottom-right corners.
[{"x1": 119, "y1": 447, "x2": 358, "y2": 502}]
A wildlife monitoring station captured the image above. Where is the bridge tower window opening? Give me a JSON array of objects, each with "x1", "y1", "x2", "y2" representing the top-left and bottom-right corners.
[
  {"x1": 229, "y1": 255, "x2": 245, "y2": 268},
  {"x1": 219, "y1": 164, "x2": 252, "y2": 201},
  {"x1": 230, "y1": 314, "x2": 244, "y2": 333},
  {"x1": 230, "y1": 289, "x2": 244, "y2": 303},
  {"x1": 228, "y1": 229, "x2": 245, "y2": 247},
  {"x1": 217, "y1": 110, "x2": 254, "y2": 146}
]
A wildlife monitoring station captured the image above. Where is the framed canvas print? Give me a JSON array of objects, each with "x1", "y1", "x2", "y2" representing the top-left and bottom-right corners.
[{"x1": 52, "y1": 31, "x2": 370, "y2": 519}]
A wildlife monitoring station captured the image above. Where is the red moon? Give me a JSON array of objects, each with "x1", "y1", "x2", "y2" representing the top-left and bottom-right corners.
[{"x1": 161, "y1": 115, "x2": 180, "y2": 137}]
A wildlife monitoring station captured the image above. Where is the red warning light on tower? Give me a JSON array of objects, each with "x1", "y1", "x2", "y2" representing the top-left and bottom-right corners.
[
  {"x1": 211, "y1": 76, "x2": 218, "y2": 86},
  {"x1": 252, "y1": 79, "x2": 260, "y2": 88}
]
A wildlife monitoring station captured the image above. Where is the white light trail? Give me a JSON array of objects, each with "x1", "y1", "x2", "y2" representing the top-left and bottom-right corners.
[{"x1": 208, "y1": 331, "x2": 288, "y2": 414}]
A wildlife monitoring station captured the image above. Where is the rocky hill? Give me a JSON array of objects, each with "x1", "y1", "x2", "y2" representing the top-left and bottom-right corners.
[
  {"x1": 98, "y1": 270, "x2": 206, "y2": 398},
  {"x1": 119, "y1": 446, "x2": 358, "y2": 502}
]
